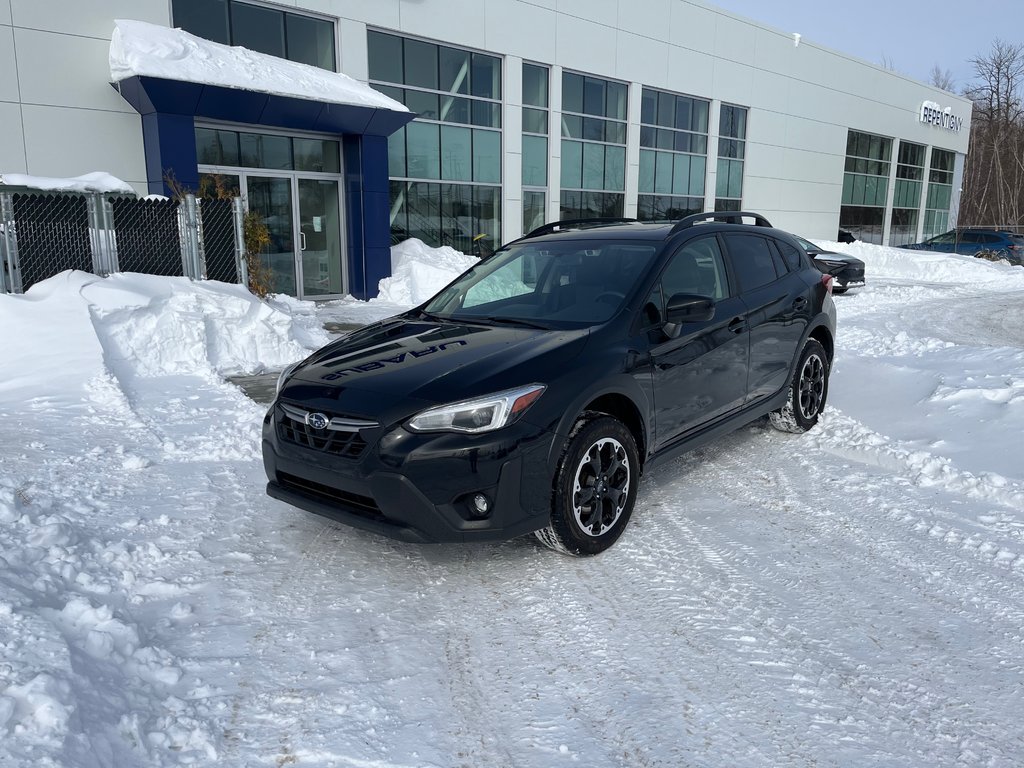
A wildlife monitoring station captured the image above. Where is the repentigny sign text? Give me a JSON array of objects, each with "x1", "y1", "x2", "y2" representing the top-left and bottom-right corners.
[{"x1": 920, "y1": 101, "x2": 963, "y2": 133}]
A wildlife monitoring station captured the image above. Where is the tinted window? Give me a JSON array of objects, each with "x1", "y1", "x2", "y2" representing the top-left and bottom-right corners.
[
  {"x1": 723, "y1": 234, "x2": 779, "y2": 291},
  {"x1": 660, "y1": 237, "x2": 728, "y2": 301},
  {"x1": 231, "y1": 2, "x2": 286, "y2": 59},
  {"x1": 776, "y1": 240, "x2": 805, "y2": 271},
  {"x1": 285, "y1": 13, "x2": 336, "y2": 71},
  {"x1": 768, "y1": 241, "x2": 790, "y2": 275},
  {"x1": 173, "y1": 0, "x2": 229, "y2": 44}
]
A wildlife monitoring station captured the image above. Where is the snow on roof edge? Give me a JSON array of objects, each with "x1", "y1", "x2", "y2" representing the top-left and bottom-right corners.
[
  {"x1": 0, "y1": 172, "x2": 136, "y2": 195},
  {"x1": 109, "y1": 19, "x2": 409, "y2": 114}
]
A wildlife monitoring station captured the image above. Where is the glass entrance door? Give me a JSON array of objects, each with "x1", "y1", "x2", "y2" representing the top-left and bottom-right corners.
[
  {"x1": 246, "y1": 175, "x2": 297, "y2": 296},
  {"x1": 243, "y1": 174, "x2": 344, "y2": 299},
  {"x1": 298, "y1": 178, "x2": 343, "y2": 297}
]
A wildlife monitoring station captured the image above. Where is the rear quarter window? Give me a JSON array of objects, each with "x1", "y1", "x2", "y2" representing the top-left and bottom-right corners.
[
  {"x1": 775, "y1": 240, "x2": 806, "y2": 271},
  {"x1": 723, "y1": 233, "x2": 779, "y2": 291}
]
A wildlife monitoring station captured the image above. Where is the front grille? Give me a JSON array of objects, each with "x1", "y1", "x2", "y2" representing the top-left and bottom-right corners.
[
  {"x1": 276, "y1": 405, "x2": 369, "y2": 459},
  {"x1": 278, "y1": 472, "x2": 384, "y2": 521}
]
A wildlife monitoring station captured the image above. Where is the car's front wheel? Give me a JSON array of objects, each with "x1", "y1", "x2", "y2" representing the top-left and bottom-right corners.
[
  {"x1": 535, "y1": 414, "x2": 639, "y2": 556},
  {"x1": 769, "y1": 339, "x2": 829, "y2": 433}
]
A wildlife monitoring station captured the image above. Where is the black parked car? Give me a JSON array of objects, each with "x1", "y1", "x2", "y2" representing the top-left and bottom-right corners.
[
  {"x1": 793, "y1": 235, "x2": 866, "y2": 294},
  {"x1": 263, "y1": 212, "x2": 837, "y2": 556}
]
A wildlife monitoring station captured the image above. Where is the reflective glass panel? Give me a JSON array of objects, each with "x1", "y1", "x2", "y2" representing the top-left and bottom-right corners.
[
  {"x1": 240, "y1": 133, "x2": 292, "y2": 170},
  {"x1": 523, "y1": 63, "x2": 548, "y2": 108},
  {"x1": 404, "y1": 39, "x2": 438, "y2": 90},
  {"x1": 172, "y1": 0, "x2": 229, "y2": 44},
  {"x1": 294, "y1": 138, "x2": 340, "y2": 173},
  {"x1": 522, "y1": 134, "x2": 548, "y2": 187},
  {"x1": 230, "y1": 1, "x2": 285, "y2": 58},
  {"x1": 368, "y1": 31, "x2": 403, "y2": 83},
  {"x1": 285, "y1": 13, "x2": 335, "y2": 71},
  {"x1": 472, "y1": 129, "x2": 501, "y2": 183}
]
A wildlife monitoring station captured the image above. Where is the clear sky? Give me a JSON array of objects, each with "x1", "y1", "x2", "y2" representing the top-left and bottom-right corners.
[{"x1": 705, "y1": 0, "x2": 1020, "y2": 92}]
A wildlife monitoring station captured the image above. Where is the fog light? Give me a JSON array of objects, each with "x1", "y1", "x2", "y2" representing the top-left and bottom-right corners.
[{"x1": 472, "y1": 494, "x2": 490, "y2": 515}]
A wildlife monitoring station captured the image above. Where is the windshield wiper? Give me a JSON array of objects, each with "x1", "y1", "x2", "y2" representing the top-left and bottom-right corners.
[
  {"x1": 411, "y1": 308, "x2": 446, "y2": 322},
  {"x1": 479, "y1": 316, "x2": 553, "y2": 330}
]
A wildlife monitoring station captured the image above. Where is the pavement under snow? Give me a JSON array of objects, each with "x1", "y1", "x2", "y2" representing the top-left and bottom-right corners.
[{"x1": 1, "y1": 240, "x2": 1023, "y2": 767}]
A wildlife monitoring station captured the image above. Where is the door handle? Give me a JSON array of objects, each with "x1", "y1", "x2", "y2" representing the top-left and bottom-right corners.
[
  {"x1": 299, "y1": 231, "x2": 307, "y2": 251},
  {"x1": 728, "y1": 317, "x2": 746, "y2": 334}
]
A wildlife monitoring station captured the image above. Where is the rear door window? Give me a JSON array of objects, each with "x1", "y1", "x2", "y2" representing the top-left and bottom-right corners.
[{"x1": 722, "y1": 234, "x2": 779, "y2": 292}]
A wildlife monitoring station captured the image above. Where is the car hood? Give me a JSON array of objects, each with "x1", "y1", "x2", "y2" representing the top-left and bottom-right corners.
[{"x1": 280, "y1": 317, "x2": 590, "y2": 415}]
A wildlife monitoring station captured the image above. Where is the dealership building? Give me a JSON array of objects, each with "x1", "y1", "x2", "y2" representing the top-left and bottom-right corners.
[{"x1": 0, "y1": 0, "x2": 973, "y2": 299}]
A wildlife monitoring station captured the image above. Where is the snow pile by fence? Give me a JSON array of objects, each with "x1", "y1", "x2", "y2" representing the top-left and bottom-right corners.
[{"x1": 0, "y1": 271, "x2": 331, "y2": 403}]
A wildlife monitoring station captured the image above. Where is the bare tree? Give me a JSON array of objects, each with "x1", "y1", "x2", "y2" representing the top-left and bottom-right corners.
[
  {"x1": 959, "y1": 40, "x2": 1024, "y2": 228},
  {"x1": 928, "y1": 64, "x2": 956, "y2": 93},
  {"x1": 879, "y1": 53, "x2": 898, "y2": 72}
]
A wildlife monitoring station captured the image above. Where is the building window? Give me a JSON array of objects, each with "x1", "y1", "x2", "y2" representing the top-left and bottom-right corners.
[
  {"x1": 638, "y1": 87, "x2": 709, "y2": 221},
  {"x1": 560, "y1": 71, "x2": 627, "y2": 219},
  {"x1": 890, "y1": 141, "x2": 926, "y2": 246},
  {"x1": 715, "y1": 104, "x2": 747, "y2": 211},
  {"x1": 523, "y1": 63, "x2": 549, "y2": 233},
  {"x1": 195, "y1": 127, "x2": 341, "y2": 173},
  {"x1": 924, "y1": 148, "x2": 955, "y2": 238},
  {"x1": 171, "y1": 0, "x2": 336, "y2": 71},
  {"x1": 840, "y1": 130, "x2": 892, "y2": 244},
  {"x1": 369, "y1": 31, "x2": 502, "y2": 252}
]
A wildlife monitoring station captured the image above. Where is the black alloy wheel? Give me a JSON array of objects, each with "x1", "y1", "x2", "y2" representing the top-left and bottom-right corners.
[
  {"x1": 769, "y1": 339, "x2": 830, "y2": 433},
  {"x1": 535, "y1": 414, "x2": 640, "y2": 556}
]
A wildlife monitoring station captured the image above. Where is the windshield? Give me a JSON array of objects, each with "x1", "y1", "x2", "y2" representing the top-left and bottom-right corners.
[{"x1": 423, "y1": 239, "x2": 659, "y2": 328}]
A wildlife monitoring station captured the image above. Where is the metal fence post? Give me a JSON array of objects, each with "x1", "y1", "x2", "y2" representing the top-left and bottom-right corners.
[
  {"x1": 194, "y1": 196, "x2": 209, "y2": 281},
  {"x1": 179, "y1": 194, "x2": 202, "y2": 280},
  {"x1": 0, "y1": 192, "x2": 22, "y2": 293},
  {"x1": 87, "y1": 193, "x2": 119, "y2": 276},
  {"x1": 232, "y1": 196, "x2": 248, "y2": 287}
]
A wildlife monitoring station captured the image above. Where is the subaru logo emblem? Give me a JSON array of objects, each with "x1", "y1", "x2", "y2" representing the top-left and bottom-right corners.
[{"x1": 306, "y1": 412, "x2": 329, "y2": 430}]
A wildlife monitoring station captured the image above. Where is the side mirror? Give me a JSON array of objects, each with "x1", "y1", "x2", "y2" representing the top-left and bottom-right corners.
[{"x1": 663, "y1": 292, "x2": 715, "y2": 338}]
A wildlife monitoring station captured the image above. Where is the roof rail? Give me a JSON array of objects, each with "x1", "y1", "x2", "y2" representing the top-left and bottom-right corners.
[
  {"x1": 668, "y1": 211, "x2": 773, "y2": 237},
  {"x1": 523, "y1": 217, "x2": 638, "y2": 239}
]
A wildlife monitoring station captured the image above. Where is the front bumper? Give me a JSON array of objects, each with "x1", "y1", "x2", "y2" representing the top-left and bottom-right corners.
[{"x1": 262, "y1": 402, "x2": 558, "y2": 543}]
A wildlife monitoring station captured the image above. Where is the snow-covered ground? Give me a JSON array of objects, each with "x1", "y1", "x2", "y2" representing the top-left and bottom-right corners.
[{"x1": 1, "y1": 240, "x2": 1023, "y2": 767}]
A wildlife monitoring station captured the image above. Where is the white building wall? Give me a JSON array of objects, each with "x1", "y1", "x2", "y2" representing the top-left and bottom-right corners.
[
  {"x1": 1, "y1": 0, "x2": 169, "y2": 189},
  {"x1": 0, "y1": 0, "x2": 973, "y2": 243}
]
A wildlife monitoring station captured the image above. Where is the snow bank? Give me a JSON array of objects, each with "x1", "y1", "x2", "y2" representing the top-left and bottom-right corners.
[
  {"x1": 375, "y1": 238, "x2": 477, "y2": 305},
  {"x1": 0, "y1": 271, "x2": 331, "y2": 405},
  {"x1": 813, "y1": 239, "x2": 1024, "y2": 285},
  {"x1": 0, "y1": 171, "x2": 135, "y2": 195},
  {"x1": 110, "y1": 19, "x2": 408, "y2": 112}
]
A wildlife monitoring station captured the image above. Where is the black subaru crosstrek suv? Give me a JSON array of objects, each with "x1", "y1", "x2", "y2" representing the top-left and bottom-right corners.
[{"x1": 263, "y1": 212, "x2": 837, "y2": 555}]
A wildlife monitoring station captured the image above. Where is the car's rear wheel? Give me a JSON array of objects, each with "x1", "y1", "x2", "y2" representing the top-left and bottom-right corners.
[
  {"x1": 769, "y1": 339, "x2": 829, "y2": 433},
  {"x1": 534, "y1": 414, "x2": 639, "y2": 556}
]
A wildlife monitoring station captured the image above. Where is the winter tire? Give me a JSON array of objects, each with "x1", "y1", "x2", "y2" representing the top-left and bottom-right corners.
[
  {"x1": 534, "y1": 414, "x2": 639, "y2": 556},
  {"x1": 769, "y1": 339, "x2": 829, "y2": 434}
]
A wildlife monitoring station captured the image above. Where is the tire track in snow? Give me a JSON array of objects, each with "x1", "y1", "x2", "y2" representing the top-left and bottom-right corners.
[{"x1": 647, "y1": 428, "x2": 1024, "y2": 765}]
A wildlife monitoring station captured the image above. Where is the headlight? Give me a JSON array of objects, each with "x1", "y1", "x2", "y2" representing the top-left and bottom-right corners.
[
  {"x1": 407, "y1": 384, "x2": 546, "y2": 433},
  {"x1": 817, "y1": 259, "x2": 847, "y2": 269},
  {"x1": 275, "y1": 360, "x2": 302, "y2": 395}
]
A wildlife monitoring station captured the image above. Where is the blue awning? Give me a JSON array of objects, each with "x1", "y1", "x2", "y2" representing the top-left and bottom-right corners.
[{"x1": 114, "y1": 75, "x2": 414, "y2": 137}]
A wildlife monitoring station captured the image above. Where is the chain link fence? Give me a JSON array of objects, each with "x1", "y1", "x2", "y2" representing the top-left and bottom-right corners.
[{"x1": 0, "y1": 191, "x2": 245, "y2": 293}]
